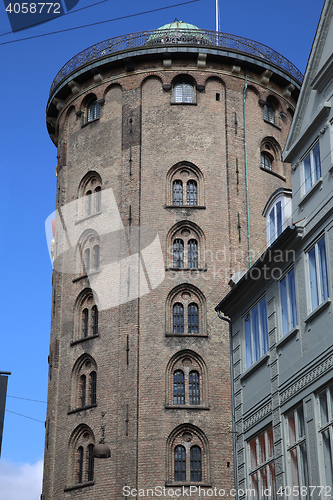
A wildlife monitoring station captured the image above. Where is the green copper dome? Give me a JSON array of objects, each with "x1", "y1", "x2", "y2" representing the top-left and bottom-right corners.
[{"x1": 148, "y1": 19, "x2": 211, "y2": 44}]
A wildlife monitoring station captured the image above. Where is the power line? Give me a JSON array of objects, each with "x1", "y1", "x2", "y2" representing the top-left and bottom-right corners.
[
  {"x1": 6, "y1": 409, "x2": 45, "y2": 424},
  {"x1": 0, "y1": 0, "x2": 200, "y2": 45},
  {"x1": 7, "y1": 395, "x2": 47, "y2": 403}
]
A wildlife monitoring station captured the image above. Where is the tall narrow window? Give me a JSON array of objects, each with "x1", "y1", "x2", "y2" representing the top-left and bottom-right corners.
[
  {"x1": 84, "y1": 248, "x2": 90, "y2": 273},
  {"x1": 87, "y1": 99, "x2": 100, "y2": 122},
  {"x1": 244, "y1": 297, "x2": 268, "y2": 369},
  {"x1": 174, "y1": 82, "x2": 194, "y2": 103},
  {"x1": 190, "y1": 446, "x2": 202, "y2": 482},
  {"x1": 286, "y1": 405, "x2": 309, "y2": 490},
  {"x1": 174, "y1": 445, "x2": 186, "y2": 481},
  {"x1": 249, "y1": 427, "x2": 276, "y2": 498},
  {"x1": 173, "y1": 239, "x2": 184, "y2": 268},
  {"x1": 308, "y1": 236, "x2": 329, "y2": 311},
  {"x1": 187, "y1": 180, "x2": 197, "y2": 206},
  {"x1": 77, "y1": 446, "x2": 84, "y2": 483},
  {"x1": 86, "y1": 191, "x2": 92, "y2": 216},
  {"x1": 173, "y1": 370, "x2": 185, "y2": 404},
  {"x1": 188, "y1": 240, "x2": 198, "y2": 268},
  {"x1": 173, "y1": 303, "x2": 184, "y2": 334},
  {"x1": 304, "y1": 142, "x2": 321, "y2": 193},
  {"x1": 189, "y1": 371, "x2": 200, "y2": 405},
  {"x1": 90, "y1": 371, "x2": 97, "y2": 405},
  {"x1": 318, "y1": 384, "x2": 333, "y2": 488},
  {"x1": 264, "y1": 103, "x2": 275, "y2": 124},
  {"x1": 80, "y1": 375, "x2": 86, "y2": 408},
  {"x1": 82, "y1": 308, "x2": 89, "y2": 337},
  {"x1": 280, "y1": 268, "x2": 297, "y2": 336},
  {"x1": 95, "y1": 186, "x2": 101, "y2": 212},
  {"x1": 261, "y1": 153, "x2": 272, "y2": 171},
  {"x1": 92, "y1": 305, "x2": 98, "y2": 336},
  {"x1": 188, "y1": 303, "x2": 199, "y2": 334},
  {"x1": 173, "y1": 180, "x2": 183, "y2": 205},
  {"x1": 93, "y1": 245, "x2": 100, "y2": 271},
  {"x1": 87, "y1": 444, "x2": 94, "y2": 482}
]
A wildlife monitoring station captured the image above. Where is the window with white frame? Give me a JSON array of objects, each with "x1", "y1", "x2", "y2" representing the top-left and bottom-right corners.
[
  {"x1": 173, "y1": 82, "x2": 194, "y2": 103},
  {"x1": 248, "y1": 426, "x2": 276, "y2": 499},
  {"x1": 263, "y1": 189, "x2": 292, "y2": 247},
  {"x1": 286, "y1": 405, "x2": 309, "y2": 493},
  {"x1": 303, "y1": 142, "x2": 321, "y2": 193},
  {"x1": 280, "y1": 268, "x2": 297, "y2": 336},
  {"x1": 307, "y1": 236, "x2": 329, "y2": 312},
  {"x1": 244, "y1": 297, "x2": 269, "y2": 369},
  {"x1": 318, "y1": 383, "x2": 333, "y2": 488}
]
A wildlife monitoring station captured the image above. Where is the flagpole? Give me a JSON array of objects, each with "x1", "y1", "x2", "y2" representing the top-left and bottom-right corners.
[{"x1": 216, "y1": 0, "x2": 219, "y2": 32}]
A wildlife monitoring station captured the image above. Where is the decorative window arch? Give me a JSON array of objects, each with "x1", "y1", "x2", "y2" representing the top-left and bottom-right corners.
[
  {"x1": 71, "y1": 354, "x2": 97, "y2": 411},
  {"x1": 78, "y1": 171, "x2": 102, "y2": 219},
  {"x1": 74, "y1": 288, "x2": 99, "y2": 341},
  {"x1": 173, "y1": 77, "x2": 195, "y2": 103},
  {"x1": 262, "y1": 188, "x2": 292, "y2": 246},
  {"x1": 77, "y1": 230, "x2": 101, "y2": 275},
  {"x1": 166, "y1": 162, "x2": 204, "y2": 207},
  {"x1": 166, "y1": 350, "x2": 208, "y2": 407},
  {"x1": 167, "y1": 222, "x2": 205, "y2": 269},
  {"x1": 67, "y1": 424, "x2": 95, "y2": 488},
  {"x1": 260, "y1": 137, "x2": 282, "y2": 176},
  {"x1": 166, "y1": 285, "x2": 206, "y2": 337},
  {"x1": 166, "y1": 424, "x2": 209, "y2": 484}
]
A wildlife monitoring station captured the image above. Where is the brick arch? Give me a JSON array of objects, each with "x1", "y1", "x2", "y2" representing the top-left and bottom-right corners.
[
  {"x1": 103, "y1": 82, "x2": 123, "y2": 98},
  {"x1": 204, "y1": 75, "x2": 226, "y2": 87},
  {"x1": 70, "y1": 354, "x2": 97, "y2": 410},
  {"x1": 166, "y1": 220, "x2": 206, "y2": 269},
  {"x1": 73, "y1": 288, "x2": 99, "y2": 341},
  {"x1": 165, "y1": 349, "x2": 208, "y2": 407},
  {"x1": 141, "y1": 74, "x2": 164, "y2": 88},
  {"x1": 165, "y1": 283, "x2": 206, "y2": 336},
  {"x1": 166, "y1": 423, "x2": 209, "y2": 484},
  {"x1": 166, "y1": 161, "x2": 204, "y2": 207},
  {"x1": 67, "y1": 423, "x2": 95, "y2": 487},
  {"x1": 76, "y1": 228, "x2": 101, "y2": 275}
]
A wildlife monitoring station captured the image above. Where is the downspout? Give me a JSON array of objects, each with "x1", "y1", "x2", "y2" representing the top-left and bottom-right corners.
[
  {"x1": 217, "y1": 310, "x2": 237, "y2": 499},
  {"x1": 243, "y1": 69, "x2": 251, "y2": 267}
]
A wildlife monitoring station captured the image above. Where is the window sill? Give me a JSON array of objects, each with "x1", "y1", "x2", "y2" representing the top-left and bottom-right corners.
[
  {"x1": 165, "y1": 333, "x2": 208, "y2": 338},
  {"x1": 64, "y1": 481, "x2": 95, "y2": 492},
  {"x1": 263, "y1": 119, "x2": 281, "y2": 130},
  {"x1": 82, "y1": 117, "x2": 100, "y2": 127},
  {"x1": 260, "y1": 166, "x2": 286, "y2": 182},
  {"x1": 305, "y1": 298, "x2": 331, "y2": 323},
  {"x1": 276, "y1": 326, "x2": 299, "y2": 349},
  {"x1": 71, "y1": 334, "x2": 99, "y2": 346},
  {"x1": 165, "y1": 405, "x2": 210, "y2": 410},
  {"x1": 75, "y1": 211, "x2": 102, "y2": 225},
  {"x1": 171, "y1": 102, "x2": 197, "y2": 106},
  {"x1": 240, "y1": 353, "x2": 270, "y2": 381},
  {"x1": 165, "y1": 205, "x2": 206, "y2": 210},
  {"x1": 165, "y1": 482, "x2": 211, "y2": 487},
  {"x1": 299, "y1": 177, "x2": 323, "y2": 206},
  {"x1": 68, "y1": 404, "x2": 97, "y2": 415},
  {"x1": 72, "y1": 270, "x2": 101, "y2": 283},
  {"x1": 166, "y1": 267, "x2": 207, "y2": 272}
]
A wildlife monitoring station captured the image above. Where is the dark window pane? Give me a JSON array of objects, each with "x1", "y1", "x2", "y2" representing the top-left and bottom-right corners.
[
  {"x1": 87, "y1": 443, "x2": 94, "y2": 482},
  {"x1": 82, "y1": 308, "x2": 89, "y2": 337},
  {"x1": 173, "y1": 303, "x2": 184, "y2": 334},
  {"x1": 92, "y1": 305, "x2": 98, "y2": 335},
  {"x1": 95, "y1": 186, "x2": 101, "y2": 212},
  {"x1": 173, "y1": 370, "x2": 185, "y2": 404},
  {"x1": 80, "y1": 375, "x2": 86, "y2": 407},
  {"x1": 87, "y1": 100, "x2": 100, "y2": 122},
  {"x1": 189, "y1": 370, "x2": 200, "y2": 405},
  {"x1": 174, "y1": 445, "x2": 186, "y2": 481},
  {"x1": 188, "y1": 239, "x2": 198, "y2": 268},
  {"x1": 86, "y1": 190, "x2": 92, "y2": 216},
  {"x1": 77, "y1": 446, "x2": 84, "y2": 483},
  {"x1": 173, "y1": 180, "x2": 183, "y2": 205},
  {"x1": 90, "y1": 371, "x2": 97, "y2": 405},
  {"x1": 173, "y1": 239, "x2": 184, "y2": 268},
  {"x1": 187, "y1": 180, "x2": 197, "y2": 206},
  {"x1": 190, "y1": 446, "x2": 202, "y2": 482},
  {"x1": 188, "y1": 303, "x2": 199, "y2": 334}
]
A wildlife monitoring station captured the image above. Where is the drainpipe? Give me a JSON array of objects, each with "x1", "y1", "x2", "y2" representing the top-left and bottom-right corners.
[
  {"x1": 217, "y1": 310, "x2": 237, "y2": 499},
  {"x1": 243, "y1": 69, "x2": 251, "y2": 267}
]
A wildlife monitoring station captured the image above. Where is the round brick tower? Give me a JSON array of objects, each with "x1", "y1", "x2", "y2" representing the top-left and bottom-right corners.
[{"x1": 43, "y1": 22, "x2": 301, "y2": 500}]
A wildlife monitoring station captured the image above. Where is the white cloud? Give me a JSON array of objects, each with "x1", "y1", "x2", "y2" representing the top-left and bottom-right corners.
[{"x1": 0, "y1": 459, "x2": 43, "y2": 500}]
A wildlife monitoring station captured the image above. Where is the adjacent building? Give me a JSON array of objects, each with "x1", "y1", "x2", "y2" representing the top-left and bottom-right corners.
[
  {"x1": 43, "y1": 21, "x2": 301, "y2": 499},
  {"x1": 215, "y1": 1, "x2": 333, "y2": 496}
]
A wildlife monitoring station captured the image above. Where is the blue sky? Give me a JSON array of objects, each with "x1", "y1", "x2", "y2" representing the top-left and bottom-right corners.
[{"x1": 0, "y1": 0, "x2": 325, "y2": 497}]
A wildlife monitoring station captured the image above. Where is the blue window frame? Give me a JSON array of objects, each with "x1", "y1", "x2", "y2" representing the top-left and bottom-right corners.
[
  {"x1": 244, "y1": 297, "x2": 269, "y2": 369},
  {"x1": 280, "y1": 268, "x2": 297, "y2": 336},
  {"x1": 308, "y1": 236, "x2": 329, "y2": 311}
]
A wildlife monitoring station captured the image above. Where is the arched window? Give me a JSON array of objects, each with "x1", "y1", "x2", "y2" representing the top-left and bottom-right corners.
[
  {"x1": 87, "y1": 98, "x2": 100, "y2": 122},
  {"x1": 95, "y1": 186, "x2": 101, "y2": 212},
  {"x1": 173, "y1": 370, "x2": 185, "y2": 404},
  {"x1": 263, "y1": 102, "x2": 275, "y2": 124},
  {"x1": 173, "y1": 303, "x2": 184, "y2": 334},
  {"x1": 68, "y1": 425, "x2": 95, "y2": 486},
  {"x1": 190, "y1": 446, "x2": 202, "y2": 482},
  {"x1": 189, "y1": 371, "x2": 200, "y2": 405},
  {"x1": 86, "y1": 190, "x2": 92, "y2": 216},
  {"x1": 187, "y1": 180, "x2": 197, "y2": 206},
  {"x1": 167, "y1": 285, "x2": 206, "y2": 337},
  {"x1": 167, "y1": 425, "x2": 208, "y2": 483},
  {"x1": 174, "y1": 446, "x2": 186, "y2": 481},
  {"x1": 71, "y1": 356, "x2": 97, "y2": 411},
  {"x1": 173, "y1": 180, "x2": 183, "y2": 205},
  {"x1": 173, "y1": 239, "x2": 184, "y2": 268},
  {"x1": 261, "y1": 153, "x2": 272, "y2": 171},
  {"x1": 76, "y1": 290, "x2": 99, "y2": 340},
  {"x1": 262, "y1": 188, "x2": 292, "y2": 246},
  {"x1": 167, "y1": 162, "x2": 203, "y2": 207},
  {"x1": 84, "y1": 248, "x2": 90, "y2": 273},
  {"x1": 78, "y1": 171, "x2": 102, "y2": 219},
  {"x1": 188, "y1": 303, "x2": 199, "y2": 333},
  {"x1": 173, "y1": 82, "x2": 194, "y2": 103},
  {"x1": 187, "y1": 240, "x2": 198, "y2": 268},
  {"x1": 166, "y1": 350, "x2": 207, "y2": 407},
  {"x1": 169, "y1": 223, "x2": 203, "y2": 269},
  {"x1": 77, "y1": 231, "x2": 101, "y2": 277},
  {"x1": 93, "y1": 245, "x2": 100, "y2": 271}
]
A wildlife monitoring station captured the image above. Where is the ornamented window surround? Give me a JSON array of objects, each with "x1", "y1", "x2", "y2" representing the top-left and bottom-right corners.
[
  {"x1": 166, "y1": 162, "x2": 205, "y2": 208},
  {"x1": 166, "y1": 284, "x2": 207, "y2": 337},
  {"x1": 69, "y1": 354, "x2": 97, "y2": 413},
  {"x1": 259, "y1": 137, "x2": 285, "y2": 180},
  {"x1": 76, "y1": 229, "x2": 101, "y2": 277},
  {"x1": 77, "y1": 171, "x2": 102, "y2": 221},
  {"x1": 165, "y1": 349, "x2": 209, "y2": 408},
  {"x1": 166, "y1": 424, "x2": 210, "y2": 486},
  {"x1": 167, "y1": 221, "x2": 205, "y2": 270},
  {"x1": 72, "y1": 288, "x2": 99, "y2": 343},
  {"x1": 65, "y1": 424, "x2": 95, "y2": 490}
]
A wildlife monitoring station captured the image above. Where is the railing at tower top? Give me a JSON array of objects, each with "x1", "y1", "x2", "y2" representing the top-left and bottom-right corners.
[{"x1": 49, "y1": 29, "x2": 303, "y2": 96}]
